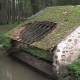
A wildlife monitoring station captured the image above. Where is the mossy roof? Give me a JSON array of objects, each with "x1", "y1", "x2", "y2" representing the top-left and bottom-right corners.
[{"x1": 6, "y1": 5, "x2": 80, "y2": 50}]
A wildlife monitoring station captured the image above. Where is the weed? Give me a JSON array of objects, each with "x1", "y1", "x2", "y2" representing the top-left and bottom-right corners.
[{"x1": 68, "y1": 56, "x2": 80, "y2": 76}]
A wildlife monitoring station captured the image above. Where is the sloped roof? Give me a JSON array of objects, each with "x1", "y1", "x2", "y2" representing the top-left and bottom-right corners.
[
  {"x1": 20, "y1": 21, "x2": 57, "y2": 44},
  {"x1": 6, "y1": 5, "x2": 80, "y2": 50}
]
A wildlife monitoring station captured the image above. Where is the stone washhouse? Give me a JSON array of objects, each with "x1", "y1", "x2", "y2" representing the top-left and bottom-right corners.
[{"x1": 6, "y1": 6, "x2": 80, "y2": 80}]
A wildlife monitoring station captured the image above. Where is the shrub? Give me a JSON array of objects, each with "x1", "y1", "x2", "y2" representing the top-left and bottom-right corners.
[
  {"x1": 2, "y1": 37, "x2": 11, "y2": 50},
  {"x1": 68, "y1": 56, "x2": 80, "y2": 76},
  {"x1": 0, "y1": 34, "x2": 11, "y2": 50}
]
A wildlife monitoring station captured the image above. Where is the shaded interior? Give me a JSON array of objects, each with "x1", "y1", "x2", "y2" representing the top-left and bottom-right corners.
[{"x1": 11, "y1": 40, "x2": 53, "y2": 62}]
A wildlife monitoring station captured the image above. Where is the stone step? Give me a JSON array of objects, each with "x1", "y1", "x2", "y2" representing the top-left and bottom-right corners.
[{"x1": 9, "y1": 51, "x2": 57, "y2": 79}]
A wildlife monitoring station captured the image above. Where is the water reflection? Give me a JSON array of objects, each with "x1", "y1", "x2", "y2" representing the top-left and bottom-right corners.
[
  {"x1": 0, "y1": 50, "x2": 50, "y2": 80},
  {"x1": 6, "y1": 69, "x2": 12, "y2": 80}
]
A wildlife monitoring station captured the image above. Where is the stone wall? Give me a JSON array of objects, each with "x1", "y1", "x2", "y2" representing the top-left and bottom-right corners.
[{"x1": 52, "y1": 26, "x2": 80, "y2": 79}]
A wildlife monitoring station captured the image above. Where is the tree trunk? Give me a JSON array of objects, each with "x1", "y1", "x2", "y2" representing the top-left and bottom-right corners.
[
  {"x1": 30, "y1": 0, "x2": 39, "y2": 14},
  {"x1": 18, "y1": 0, "x2": 21, "y2": 24},
  {"x1": 7, "y1": 0, "x2": 11, "y2": 24},
  {"x1": 12, "y1": 0, "x2": 15, "y2": 24}
]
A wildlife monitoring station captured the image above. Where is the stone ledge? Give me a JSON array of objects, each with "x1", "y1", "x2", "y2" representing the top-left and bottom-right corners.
[{"x1": 9, "y1": 50, "x2": 58, "y2": 80}]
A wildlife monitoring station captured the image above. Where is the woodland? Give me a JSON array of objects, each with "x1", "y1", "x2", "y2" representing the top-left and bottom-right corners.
[{"x1": 0, "y1": 0, "x2": 80, "y2": 24}]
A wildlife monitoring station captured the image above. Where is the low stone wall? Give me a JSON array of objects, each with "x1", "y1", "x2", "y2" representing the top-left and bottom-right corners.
[
  {"x1": 53, "y1": 26, "x2": 80, "y2": 79},
  {"x1": 9, "y1": 50, "x2": 55, "y2": 79}
]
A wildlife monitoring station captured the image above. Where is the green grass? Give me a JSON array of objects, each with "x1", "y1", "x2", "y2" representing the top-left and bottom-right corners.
[
  {"x1": 0, "y1": 22, "x2": 20, "y2": 32},
  {"x1": 30, "y1": 6, "x2": 80, "y2": 50},
  {"x1": 0, "y1": 44, "x2": 4, "y2": 49},
  {"x1": 22, "y1": 47, "x2": 52, "y2": 61},
  {"x1": 68, "y1": 56, "x2": 80, "y2": 76},
  {"x1": 6, "y1": 5, "x2": 80, "y2": 50},
  {"x1": 0, "y1": 22, "x2": 20, "y2": 49}
]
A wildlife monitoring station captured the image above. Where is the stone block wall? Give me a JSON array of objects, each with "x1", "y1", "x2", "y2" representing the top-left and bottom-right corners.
[{"x1": 52, "y1": 26, "x2": 80, "y2": 79}]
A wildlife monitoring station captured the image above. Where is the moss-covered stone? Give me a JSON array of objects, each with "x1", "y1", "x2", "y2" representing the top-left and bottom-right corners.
[{"x1": 6, "y1": 6, "x2": 80, "y2": 50}]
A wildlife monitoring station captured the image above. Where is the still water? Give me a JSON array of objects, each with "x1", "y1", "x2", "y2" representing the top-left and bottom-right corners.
[{"x1": 0, "y1": 50, "x2": 50, "y2": 80}]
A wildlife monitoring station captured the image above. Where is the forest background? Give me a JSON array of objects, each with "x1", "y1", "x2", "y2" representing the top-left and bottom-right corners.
[{"x1": 0, "y1": 0, "x2": 80, "y2": 25}]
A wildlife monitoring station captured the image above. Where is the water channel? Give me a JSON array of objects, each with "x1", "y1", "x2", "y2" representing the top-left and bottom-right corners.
[{"x1": 0, "y1": 50, "x2": 50, "y2": 80}]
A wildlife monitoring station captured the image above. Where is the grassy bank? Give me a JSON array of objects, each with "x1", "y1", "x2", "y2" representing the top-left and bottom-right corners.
[{"x1": 0, "y1": 22, "x2": 20, "y2": 49}]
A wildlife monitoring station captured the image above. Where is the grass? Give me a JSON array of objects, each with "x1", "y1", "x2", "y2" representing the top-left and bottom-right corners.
[
  {"x1": 0, "y1": 22, "x2": 20, "y2": 49},
  {"x1": 0, "y1": 22, "x2": 20, "y2": 32},
  {"x1": 30, "y1": 6, "x2": 80, "y2": 50},
  {"x1": 22, "y1": 47, "x2": 52, "y2": 61},
  {"x1": 6, "y1": 5, "x2": 80, "y2": 50},
  {"x1": 68, "y1": 56, "x2": 80, "y2": 76}
]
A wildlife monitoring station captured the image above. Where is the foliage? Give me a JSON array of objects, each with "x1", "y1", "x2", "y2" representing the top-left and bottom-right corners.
[
  {"x1": 0, "y1": 33, "x2": 11, "y2": 50},
  {"x1": 0, "y1": 22, "x2": 19, "y2": 50},
  {"x1": 0, "y1": 0, "x2": 80, "y2": 24},
  {"x1": 54, "y1": 0, "x2": 80, "y2": 6},
  {"x1": 2, "y1": 37, "x2": 11, "y2": 51},
  {"x1": 68, "y1": 56, "x2": 80, "y2": 76},
  {"x1": 0, "y1": 0, "x2": 53, "y2": 24},
  {"x1": 27, "y1": 8, "x2": 48, "y2": 20},
  {"x1": 0, "y1": 44, "x2": 4, "y2": 49}
]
